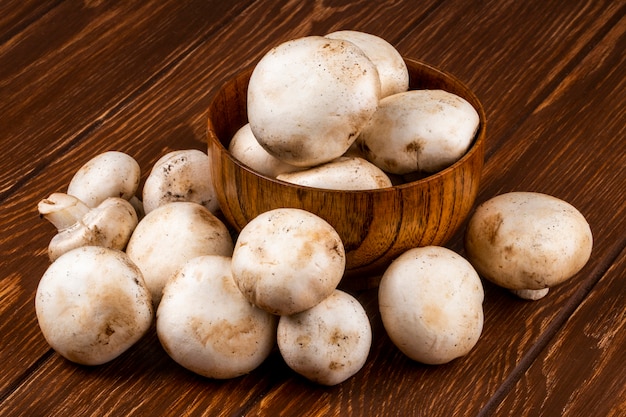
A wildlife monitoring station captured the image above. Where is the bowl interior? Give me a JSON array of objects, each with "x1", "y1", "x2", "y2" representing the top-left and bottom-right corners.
[{"x1": 208, "y1": 58, "x2": 486, "y2": 287}]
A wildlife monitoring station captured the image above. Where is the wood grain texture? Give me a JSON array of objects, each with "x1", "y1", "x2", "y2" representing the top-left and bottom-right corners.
[
  {"x1": 0, "y1": 0, "x2": 253, "y2": 198},
  {"x1": 0, "y1": 0, "x2": 624, "y2": 415}
]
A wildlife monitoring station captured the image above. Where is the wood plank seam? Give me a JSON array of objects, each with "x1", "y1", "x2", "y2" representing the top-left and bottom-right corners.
[{"x1": 476, "y1": 236, "x2": 626, "y2": 416}]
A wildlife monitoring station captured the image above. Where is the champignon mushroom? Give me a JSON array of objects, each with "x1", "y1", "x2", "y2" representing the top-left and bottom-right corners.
[
  {"x1": 38, "y1": 193, "x2": 138, "y2": 261},
  {"x1": 325, "y1": 30, "x2": 409, "y2": 98},
  {"x1": 67, "y1": 151, "x2": 140, "y2": 208},
  {"x1": 277, "y1": 289, "x2": 372, "y2": 386},
  {"x1": 276, "y1": 156, "x2": 392, "y2": 190},
  {"x1": 35, "y1": 246, "x2": 153, "y2": 365},
  {"x1": 247, "y1": 35, "x2": 381, "y2": 167},
  {"x1": 464, "y1": 191, "x2": 593, "y2": 295},
  {"x1": 231, "y1": 208, "x2": 345, "y2": 315},
  {"x1": 228, "y1": 123, "x2": 301, "y2": 178},
  {"x1": 156, "y1": 255, "x2": 277, "y2": 379},
  {"x1": 142, "y1": 149, "x2": 219, "y2": 214},
  {"x1": 378, "y1": 246, "x2": 484, "y2": 365},
  {"x1": 356, "y1": 89, "x2": 480, "y2": 175},
  {"x1": 125, "y1": 202, "x2": 233, "y2": 306}
]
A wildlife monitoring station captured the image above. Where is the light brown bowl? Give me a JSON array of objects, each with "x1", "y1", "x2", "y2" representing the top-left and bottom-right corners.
[{"x1": 207, "y1": 58, "x2": 486, "y2": 288}]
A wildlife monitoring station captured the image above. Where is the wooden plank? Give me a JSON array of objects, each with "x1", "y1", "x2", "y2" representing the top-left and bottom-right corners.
[
  {"x1": 0, "y1": 0, "x2": 252, "y2": 198},
  {"x1": 491, "y1": 247, "x2": 626, "y2": 417},
  {"x1": 0, "y1": 0, "x2": 438, "y2": 405}
]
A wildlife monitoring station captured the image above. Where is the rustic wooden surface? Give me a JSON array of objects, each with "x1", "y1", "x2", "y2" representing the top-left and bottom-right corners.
[{"x1": 0, "y1": 0, "x2": 624, "y2": 415}]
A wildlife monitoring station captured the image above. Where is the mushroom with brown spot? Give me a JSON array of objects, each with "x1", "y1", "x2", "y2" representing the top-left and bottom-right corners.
[
  {"x1": 156, "y1": 255, "x2": 277, "y2": 379},
  {"x1": 277, "y1": 289, "x2": 372, "y2": 385},
  {"x1": 231, "y1": 208, "x2": 345, "y2": 315},
  {"x1": 356, "y1": 89, "x2": 479, "y2": 175},
  {"x1": 464, "y1": 191, "x2": 593, "y2": 299},
  {"x1": 142, "y1": 149, "x2": 219, "y2": 214},
  {"x1": 35, "y1": 246, "x2": 153, "y2": 365},
  {"x1": 247, "y1": 35, "x2": 381, "y2": 167}
]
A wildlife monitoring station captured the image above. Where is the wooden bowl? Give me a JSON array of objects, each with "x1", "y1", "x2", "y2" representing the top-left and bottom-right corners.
[{"x1": 207, "y1": 58, "x2": 486, "y2": 288}]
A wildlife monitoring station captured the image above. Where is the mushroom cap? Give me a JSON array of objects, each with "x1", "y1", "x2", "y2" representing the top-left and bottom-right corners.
[
  {"x1": 277, "y1": 289, "x2": 372, "y2": 385},
  {"x1": 325, "y1": 30, "x2": 409, "y2": 98},
  {"x1": 231, "y1": 208, "x2": 345, "y2": 315},
  {"x1": 67, "y1": 151, "x2": 140, "y2": 208},
  {"x1": 357, "y1": 89, "x2": 479, "y2": 174},
  {"x1": 126, "y1": 202, "x2": 234, "y2": 306},
  {"x1": 378, "y1": 246, "x2": 484, "y2": 365},
  {"x1": 464, "y1": 191, "x2": 593, "y2": 290},
  {"x1": 156, "y1": 255, "x2": 277, "y2": 379},
  {"x1": 276, "y1": 156, "x2": 392, "y2": 190},
  {"x1": 35, "y1": 246, "x2": 153, "y2": 365},
  {"x1": 247, "y1": 35, "x2": 381, "y2": 167},
  {"x1": 142, "y1": 149, "x2": 219, "y2": 214},
  {"x1": 228, "y1": 123, "x2": 301, "y2": 178}
]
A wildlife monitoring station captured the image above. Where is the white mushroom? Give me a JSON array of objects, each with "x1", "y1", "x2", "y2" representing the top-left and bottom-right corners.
[
  {"x1": 142, "y1": 149, "x2": 219, "y2": 214},
  {"x1": 325, "y1": 30, "x2": 409, "y2": 98},
  {"x1": 67, "y1": 151, "x2": 140, "y2": 208},
  {"x1": 126, "y1": 202, "x2": 234, "y2": 306},
  {"x1": 157, "y1": 255, "x2": 277, "y2": 379},
  {"x1": 277, "y1": 289, "x2": 372, "y2": 386},
  {"x1": 511, "y1": 288, "x2": 550, "y2": 301},
  {"x1": 276, "y1": 156, "x2": 392, "y2": 190},
  {"x1": 247, "y1": 35, "x2": 381, "y2": 167},
  {"x1": 356, "y1": 89, "x2": 480, "y2": 174},
  {"x1": 464, "y1": 191, "x2": 593, "y2": 293},
  {"x1": 228, "y1": 123, "x2": 301, "y2": 178},
  {"x1": 38, "y1": 193, "x2": 138, "y2": 261},
  {"x1": 231, "y1": 208, "x2": 345, "y2": 315},
  {"x1": 378, "y1": 246, "x2": 484, "y2": 365},
  {"x1": 35, "y1": 246, "x2": 153, "y2": 365}
]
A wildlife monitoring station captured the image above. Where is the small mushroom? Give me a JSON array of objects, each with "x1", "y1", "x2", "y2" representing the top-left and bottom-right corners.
[
  {"x1": 464, "y1": 191, "x2": 593, "y2": 294},
  {"x1": 356, "y1": 89, "x2": 480, "y2": 175},
  {"x1": 247, "y1": 35, "x2": 381, "y2": 167},
  {"x1": 157, "y1": 255, "x2": 277, "y2": 379},
  {"x1": 276, "y1": 156, "x2": 392, "y2": 190},
  {"x1": 277, "y1": 289, "x2": 372, "y2": 386},
  {"x1": 125, "y1": 202, "x2": 234, "y2": 306},
  {"x1": 378, "y1": 246, "x2": 484, "y2": 365},
  {"x1": 231, "y1": 208, "x2": 345, "y2": 315},
  {"x1": 38, "y1": 193, "x2": 138, "y2": 261},
  {"x1": 142, "y1": 149, "x2": 219, "y2": 214},
  {"x1": 325, "y1": 30, "x2": 409, "y2": 98},
  {"x1": 67, "y1": 151, "x2": 140, "y2": 208},
  {"x1": 35, "y1": 246, "x2": 153, "y2": 365},
  {"x1": 228, "y1": 123, "x2": 301, "y2": 178}
]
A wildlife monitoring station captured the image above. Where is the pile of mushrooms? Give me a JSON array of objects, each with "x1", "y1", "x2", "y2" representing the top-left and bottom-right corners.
[
  {"x1": 34, "y1": 30, "x2": 594, "y2": 387},
  {"x1": 232, "y1": 30, "x2": 479, "y2": 190}
]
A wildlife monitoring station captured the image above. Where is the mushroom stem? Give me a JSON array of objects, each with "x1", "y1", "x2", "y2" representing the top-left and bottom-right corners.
[{"x1": 38, "y1": 193, "x2": 90, "y2": 230}]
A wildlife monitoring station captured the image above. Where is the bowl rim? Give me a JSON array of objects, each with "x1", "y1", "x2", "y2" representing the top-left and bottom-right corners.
[{"x1": 208, "y1": 57, "x2": 486, "y2": 195}]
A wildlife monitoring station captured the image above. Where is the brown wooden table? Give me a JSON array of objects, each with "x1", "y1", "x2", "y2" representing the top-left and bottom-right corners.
[{"x1": 1, "y1": 1, "x2": 625, "y2": 416}]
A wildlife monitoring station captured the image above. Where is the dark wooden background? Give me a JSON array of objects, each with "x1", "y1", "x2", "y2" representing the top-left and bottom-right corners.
[{"x1": 1, "y1": 1, "x2": 624, "y2": 416}]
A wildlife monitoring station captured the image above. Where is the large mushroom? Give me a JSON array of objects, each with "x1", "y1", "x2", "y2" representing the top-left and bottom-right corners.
[
  {"x1": 247, "y1": 35, "x2": 381, "y2": 167},
  {"x1": 35, "y1": 246, "x2": 153, "y2": 365},
  {"x1": 157, "y1": 255, "x2": 277, "y2": 379}
]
